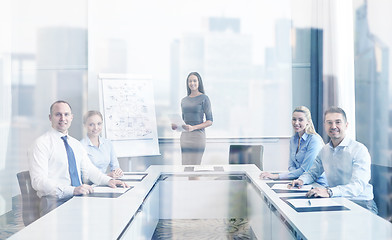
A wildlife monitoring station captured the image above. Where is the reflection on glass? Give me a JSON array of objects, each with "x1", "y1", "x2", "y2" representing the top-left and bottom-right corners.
[
  {"x1": 88, "y1": 1, "x2": 293, "y2": 138},
  {"x1": 177, "y1": 72, "x2": 213, "y2": 165}
]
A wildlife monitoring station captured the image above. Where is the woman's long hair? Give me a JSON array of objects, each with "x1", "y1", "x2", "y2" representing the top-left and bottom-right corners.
[
  {"x1": 293, "y1": 106, "x2": 318, "y2": 135},
  {"x1": 186, "y1": 72, "x2": 205, "y2": 95}
]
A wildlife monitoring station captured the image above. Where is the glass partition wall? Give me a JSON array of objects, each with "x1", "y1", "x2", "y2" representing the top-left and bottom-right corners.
[
  {"x1": 88, "y1": 0, "x2": 293, "y2": 138},
  {"x1": 0, "y1": 0, "x2": 89, "y2": 216},
  {"x1": 1, "y1": 0, "x2": 294, "y2": 215},
  {"x1": 1, "y1": 0, "x2": 392, "y2": 237}
]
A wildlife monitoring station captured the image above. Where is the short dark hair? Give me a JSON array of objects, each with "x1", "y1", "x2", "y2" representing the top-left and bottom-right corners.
[
  {"x1": 186, "y1": 72, "x2": 205, "y2": 95},
  {"x1": 324, "y1": 106, "x2": 347, "y2": 122},
  {"x1": 50, "y1": 100, "x2": 72, "y2": 115}
]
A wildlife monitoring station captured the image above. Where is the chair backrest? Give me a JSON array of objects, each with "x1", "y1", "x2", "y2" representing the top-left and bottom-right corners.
[
  {"x1": 370, "y1": 164, "x2": 392, "y2": 220},
  {"x1": 16, "y1": 171, "x2": 40, "y2": 226},
  {"x1": 229, "y1": 145, "x2": 264, "y2": 170}
]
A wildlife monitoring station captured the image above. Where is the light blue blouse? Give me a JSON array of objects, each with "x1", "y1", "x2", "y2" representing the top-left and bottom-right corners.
[
  {"x1": 279, "y1": 132, "x2": 328, "y2": 186},
  {"x1": 299, "y1": 137, "x2": 374, "y2": 200},
  {"x1": 80, "y1": 136, "x2": 120, "y2": 174}
]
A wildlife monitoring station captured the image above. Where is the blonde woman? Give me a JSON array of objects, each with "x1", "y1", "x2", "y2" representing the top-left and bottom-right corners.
[
  {"x1": 260, "y1": 106, "x2": 327, "y2": 186},
  {"x1": 80, "y1": 111, "x2": 123, "y2": 178}
]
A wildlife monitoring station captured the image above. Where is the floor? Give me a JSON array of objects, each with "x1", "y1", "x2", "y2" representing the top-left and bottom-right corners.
[
  {"x1": 0, "y1": 196, "x2": 24, "y2": 239},
  {"x1": 151, "y1": 218, "x2": 256, "y2": 240}
]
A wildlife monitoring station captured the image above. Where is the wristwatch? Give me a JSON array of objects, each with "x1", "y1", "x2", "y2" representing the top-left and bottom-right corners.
[{"x1": 326, "y1": 187, "x2": 333, "y2": 197}]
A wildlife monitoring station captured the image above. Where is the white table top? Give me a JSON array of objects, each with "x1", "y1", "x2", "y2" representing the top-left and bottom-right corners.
[{"x1": 9, "y1": 165, "x2": 392, "y2": 240}]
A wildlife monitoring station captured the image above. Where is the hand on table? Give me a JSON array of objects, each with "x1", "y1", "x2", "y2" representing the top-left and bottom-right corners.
[
  {"x1": 108, "y1": 179, "x2": 129, "y2": 188},
  {"x1": 73, "y1": 184, "x2": 94, "y2": 196},
  {"x1": 108, "y1": 168, "x2": 123, "y2": 179},
  {"x1": 260, "y1": 172, "x2": 279, "y2": 180},
  {"x1": 288, "y1": 179, "x2": 304, "y2": 189},
  {"x1": 305, "y1": 187, "x2": 329, "y2": 198}
]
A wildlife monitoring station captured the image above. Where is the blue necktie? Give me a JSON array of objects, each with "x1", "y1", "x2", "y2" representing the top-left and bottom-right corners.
[{"x1": 61, "y1": 136, "x2": 81, "y2": 187}]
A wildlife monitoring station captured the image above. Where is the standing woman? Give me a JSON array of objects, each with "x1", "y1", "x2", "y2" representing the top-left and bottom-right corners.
[
  {"x1": 260, "y1": 106, "x2": 327, "y2": 186},
  {"x1": 173, "y1": 72, "x2": 213, "y2": 165},
  {"x1": 80, "y1": 111, "x2": 123, "y2": 178}
]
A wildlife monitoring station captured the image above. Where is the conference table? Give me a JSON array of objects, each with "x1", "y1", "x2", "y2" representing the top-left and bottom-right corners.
[{"x1": 9, "y1": 165, "x2": 392, "y2": 239}]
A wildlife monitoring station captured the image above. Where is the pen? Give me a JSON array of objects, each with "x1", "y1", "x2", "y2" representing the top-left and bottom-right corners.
[{"x1": 308, "y1": 200, "x2": 311, "y2": 206}]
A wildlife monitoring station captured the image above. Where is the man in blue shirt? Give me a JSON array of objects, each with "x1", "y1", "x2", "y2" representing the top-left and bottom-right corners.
[{"x1": 289, "y1": 107, "x2": 378, "y2": 214}]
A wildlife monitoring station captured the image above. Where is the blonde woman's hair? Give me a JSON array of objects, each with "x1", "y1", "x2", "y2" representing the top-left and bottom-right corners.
[
  {"x1": 83, "y1": 110, "x2": 103, "y2": 124},
  {"x1": 293, "y1": 106, "x2": 318, "y2": 135}
]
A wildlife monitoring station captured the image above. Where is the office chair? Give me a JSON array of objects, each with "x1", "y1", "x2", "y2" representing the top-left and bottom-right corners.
[
  {"x1": 17, "y1": 171, "x2": 40, "y2": 226},
  {"x1": 229, "y1": 145, "x2": 264, "y2": 171},
  {"x1": 370, "y1": 164, "x2": 392, "y2": 220}
]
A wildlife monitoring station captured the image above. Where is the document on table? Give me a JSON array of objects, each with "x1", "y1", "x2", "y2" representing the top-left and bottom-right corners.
[
  {"x1": 271, "y1": 183, "x2": 313, "y2": 191},
  {"x1": 287, "y1": 198, "x2": 343, "y2": 208},
  {"x1": 194, "y1": 165, "x2": 215, "y2": 171},
  {"x1": 120, "y1": 173, "x2": 147, "y2": 181},
  {"x1": 169, "y1": 114, "x2": 186, "y2": 132},
  {"x1": 93, "y1": 186, "x2": 130, "y2": 194}
]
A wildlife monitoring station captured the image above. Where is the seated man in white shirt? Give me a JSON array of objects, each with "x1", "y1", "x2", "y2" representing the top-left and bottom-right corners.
[
  {"x1": 28, "y1": 100, "x2": 129, "y2": 216},
  {"x1": 289, "y1": 107, "x2": 378, "y2": 214}
]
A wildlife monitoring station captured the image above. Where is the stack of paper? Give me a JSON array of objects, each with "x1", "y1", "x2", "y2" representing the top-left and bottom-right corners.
[
  {"x1": 271, "y1": 184, "x2": 313, "y2": 191},
  {"x1": 194, "y1": 166, "x2": 215, "y2": 171},
  {"x1": 120, "y1": 174, "x2": 146, "y2": 181},
  {"x1": 93, "y1": 186, "x2": 129, "y2": 194},
  {"x1": 169, "y1": 114, "x2": 186, "y2": 132},
  {"x1": 287, "y1": 198, "x2": 342, "y2": 208}
]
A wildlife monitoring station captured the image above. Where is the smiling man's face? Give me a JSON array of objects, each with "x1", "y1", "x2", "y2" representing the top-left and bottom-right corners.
[
  {"x1": 49, "y1": 102, "x2": 73, "y2": 134},
  {"x1": 324, "y1": 112, "x2": 348, "y2": 146}
]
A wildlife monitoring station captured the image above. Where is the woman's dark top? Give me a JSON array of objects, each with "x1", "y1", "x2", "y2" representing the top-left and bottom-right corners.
[{"x1": 181, "y1": 94, "x2": 213, "y2": 132}]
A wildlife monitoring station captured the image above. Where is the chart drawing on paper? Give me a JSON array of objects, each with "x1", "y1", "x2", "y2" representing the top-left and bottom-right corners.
[{"x1": 101, "y1": 79, "x2": 155, "y2": 140}]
